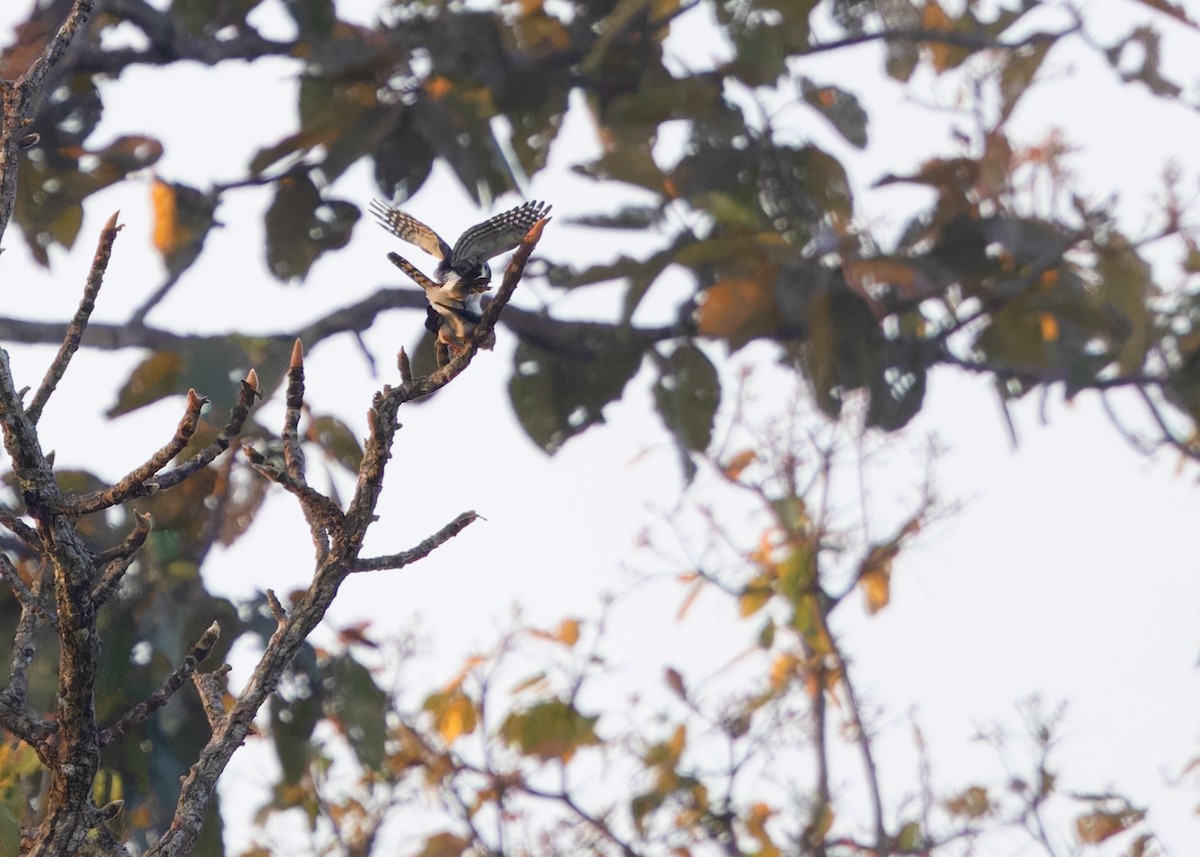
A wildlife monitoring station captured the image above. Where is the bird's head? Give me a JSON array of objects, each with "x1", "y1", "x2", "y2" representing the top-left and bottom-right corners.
[{"x1": 449, "y1": 259, "x2": 492, "y2": 291}]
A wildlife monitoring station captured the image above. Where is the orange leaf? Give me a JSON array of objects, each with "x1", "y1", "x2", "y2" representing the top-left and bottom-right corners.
[
  {"x1": 425, "y1": 75, "x2": 454, "y2": 99},
  {"x1": 1039, "y1": 313, "x2": 1059, "y2": 342},
  {"x1": 696, "y1": 277, "x2": 778, "y2": 347},
  {"x1": 944, "y1": 785, "x2": 992, "y2": 818},
  {"x1": 555, "y1": 618, "x2": 581, "y2": 646},
  {"x1": 150, "y1": 179, "x2": 179, "y2": 257},
  {"x1": 922, "y1": 0, "x2": 955, "y2": 73},
  {"x1": 769, "y1": 653, "x2": 800, "y2": 690},
  {"x1": 722, "y1": 449, "x2": 757, "y2": 480},
  {"x1": 434, "y1": 694, "x2": 477, "y2": 744}
]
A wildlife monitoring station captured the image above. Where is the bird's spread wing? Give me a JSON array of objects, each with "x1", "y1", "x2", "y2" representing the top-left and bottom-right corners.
[
  {"x1": 451, "y1": 200, "x2": 551, "y2": 267},
  {"x1": 371, "y1": 200, "x2": 451, "y2": 261}
]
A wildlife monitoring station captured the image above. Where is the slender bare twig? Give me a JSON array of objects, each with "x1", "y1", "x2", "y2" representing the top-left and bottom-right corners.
[
  {"x1": 27, "y1": 212, "x2": 123, "y2": 424},
  {"x1": 801, "y1": 22, "x2": 1080, "y2": 58},
  {"x1": 0, "y1": 506, "x2": 40, "y2": 550},
  {"x1": 240, "y1": 444, "x2": 344, "y2": 531},
  {"x1": 89, "y1": 512, "x2": 152, "y2": 606},
  {"x1": 90, "y1": 555, "x2": 135, "y2": 608},
  {"x1": 827, "y1": 634, "x2": 887, "y2": 849},
  {"x1": 264, "y1": 589, "x2": 287, "y2": 623},
  {"x1": 93, "y1": 511, "x2": 153, "y2": 567},
  {"x1": 355, "y1": 512, "x2": 479, "y2": 572},
  {"x1": 0, "y1": 552, "x2": 55, "y2": 627},
  {"x1": 282, "y1": 339, "x2": 307, "y2": 483},
  {"x1": 117, "y1": 371, "x2": 260, "y2": 498},
  {"x1": 59, "y1": 389, "x2": 207, "y2": 516},
  {"x1": 98, "y1": 622, "x2": 222, "y2": 747}
]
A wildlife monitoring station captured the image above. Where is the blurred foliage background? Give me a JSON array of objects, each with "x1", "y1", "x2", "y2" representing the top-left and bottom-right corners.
[{"x1": 1, "y1": 0, "x2": 1197, "y2": 854}]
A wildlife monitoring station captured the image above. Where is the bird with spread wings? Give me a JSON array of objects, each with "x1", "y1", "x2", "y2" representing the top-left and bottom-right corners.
[{"x1": 370, "y1": 199, "x2": 550, "y2": 361}]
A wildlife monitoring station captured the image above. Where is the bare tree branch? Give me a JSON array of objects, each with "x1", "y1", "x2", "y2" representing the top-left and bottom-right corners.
[
  {"x1": 355, "y1": 511, "x2": 479, "y2": 572},
  {"x1": 98, "y1": 622, "x2": 221, "y2": 747},
  {"x1": 58, "y1": 389, "x2": 207, "y2": 515},
  {"x1": 27, "y1": 211, "x2": 122, "y2": 424},
  {"x1": 145, "y1": 210, "x2": 551, "y2": 857}
]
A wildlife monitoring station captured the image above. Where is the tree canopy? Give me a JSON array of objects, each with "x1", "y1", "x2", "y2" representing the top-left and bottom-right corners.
[{"x1": 0, "y1": 0, "x2": 1196, "y2": 855}]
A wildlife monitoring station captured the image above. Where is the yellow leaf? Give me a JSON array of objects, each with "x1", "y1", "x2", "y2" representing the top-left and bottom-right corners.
[
  {"x1": 739, "y1": 574, "x2": 773, "y2": 618},
  {"x1": 859, "y1": 568, "x2": 890, "y2": 613},
  {"x1": 1039, "y1": 312, "x2": 1059, "y2": 342},
  {"x1": 435, "y1": 694, "x2": 477, "y2": 744},
  {"x1": 769, "y1": 653, "x2": 799, "y2": 690},
  {"x1": 667, "y1": 724, "x2": 687, "y2": 762},
  {"x1": 858, "y1": 541, "x2": 901, "y2": 614}
]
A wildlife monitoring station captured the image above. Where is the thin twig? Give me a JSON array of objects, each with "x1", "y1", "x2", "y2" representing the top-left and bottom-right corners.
[
  {"x1": 0, "y1": 561, "x2": 56, "y2": 748},
  {"x1": 0, "y1": 506, "x2": 40, "y2": 550},
  {"x1": 801, "y1": 22, "x2": 1080, "y2": 58},
  {"x1": 61, "y1": 390, "x2": 207, "y2": 516},
  {"x1": 264, "y1": 588, "x2": 287, "y2": 623},
  {"x1": 119, "y1": 372, "x2": 260, "y2": 496},
  {"x1": 355, "y1": 512, "x2": 479, "y2": 572},
  {"x1": 282, "y1": 339, "x2": 307, "y2": 484},
  {"x1": 92, "y1": 511, "x2": 153, "y2": 567},
  {"x1": 0, "y1": 553, "x2": 55, "y2": 627},
  {"x1": 27, "y1": 212, "x2": 122, "y2": 424},
  {"x1": 98, "y1": 621, "x2": 221, "y2": 747}
]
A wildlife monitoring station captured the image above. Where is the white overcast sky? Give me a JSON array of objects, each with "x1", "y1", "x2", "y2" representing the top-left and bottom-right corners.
[{"x1": 1, "y1": 1, "x2": 1198, "y2": 854}]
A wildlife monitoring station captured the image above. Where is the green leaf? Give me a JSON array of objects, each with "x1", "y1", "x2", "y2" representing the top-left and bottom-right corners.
[
  {"x1": 509, "y1": 337, "x2": 644, "y2": 454},
  {"x1": 108, "y1": 336, "x2": 290, "y2": 417},
  {"x1": 1096, "y1": 234, "x2": 1155, "y2": 375},
  {"x1": 0, "y1": 805, "x2": 19, "y2": 857},
  {"x1": 999, "y1": 42, "x2": 1051, "y2": 122},
  {"x1": 325, "y1": 654, "x2": 388, "y2": 770},
  {"x1": 265, "y1": 176, "x2": 359, "y2": 282},
  {"x1": 653, "y1": 344, "x2": 720, "y2": 454},
  {"x1": 308, "y1": 415, "x2": 364, "y2": 473},
  {"x1": 499, "y1": 699, "x2": 600, "y2": 761},
  {"x1": 374, "y1": 113, "x2": 435, "y2": 201},
  {"x1": 799, "y1": 78, "x2": 868, "y2": 149}
]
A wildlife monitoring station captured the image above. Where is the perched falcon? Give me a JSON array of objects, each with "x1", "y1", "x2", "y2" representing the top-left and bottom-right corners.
[{"x1": 370, "y1": 199, "x2": 550, "y2": 356}]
